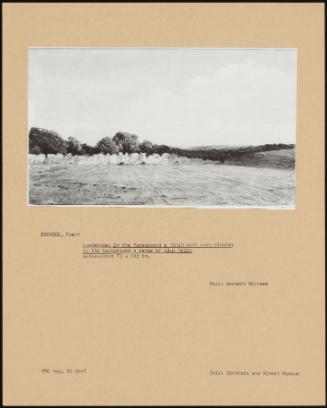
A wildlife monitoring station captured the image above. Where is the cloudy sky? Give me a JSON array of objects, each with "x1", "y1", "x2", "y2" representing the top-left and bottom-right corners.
[{"x1": 29, "y1": 48, "x2": 297, "y2": 147}]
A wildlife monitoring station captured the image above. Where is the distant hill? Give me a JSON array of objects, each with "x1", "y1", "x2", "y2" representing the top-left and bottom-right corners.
[
  {"x1": 29, "y1": 127, "x2": 68, "y2": 154},
  {"x1": 170, "y1": 143, "x2": 295, "y2": 163},
  {"x1": 179, "y1": 143, "x2": 294, "y2": 151},
  {"x1": 225, "y1": 148, "x2": 295, "y2": 169},
  {"x1": 181, "y1": 145, "x2": 245, "y2": 150}
]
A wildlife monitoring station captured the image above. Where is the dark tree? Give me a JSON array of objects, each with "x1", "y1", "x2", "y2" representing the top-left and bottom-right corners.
[
  {"x1": 154, "y1": 144, "x2": 171, "y2": 155},
  {"x1": 139, "y1": 140, "x2": 154, "y2": 155},
  {"x1": 67, "y1": 137, "x2": 83, "y2": 155},
  {"x1": 113, "y1": 132, "x2": 140, "y2": 153},
  {"x1": 96, "y1": 137, "x2": 119, "y2": 154},
  {"x1": 30, "y1": 145, "x2": 42, "y2": 154},
  {"x1": 81, "y1": 143, "x2": 97, "y2": 156},
  {"x1": 29, "y1": 127, "x2": 68, "y2": 155}
]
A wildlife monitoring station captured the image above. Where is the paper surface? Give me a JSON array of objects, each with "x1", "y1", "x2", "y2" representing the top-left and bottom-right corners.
[{"x1": 3, "y1": 3, "x2": 325, "y2": 406}]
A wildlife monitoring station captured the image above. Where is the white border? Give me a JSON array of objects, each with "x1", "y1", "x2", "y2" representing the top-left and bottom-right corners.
[{"x1": 27, "y1": 47, "x2": 297, "y2": 209}]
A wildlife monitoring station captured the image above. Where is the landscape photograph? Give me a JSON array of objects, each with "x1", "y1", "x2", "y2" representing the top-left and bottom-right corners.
[{"x1": 28, "y1": 48, "x2": 297, "y2": 207}]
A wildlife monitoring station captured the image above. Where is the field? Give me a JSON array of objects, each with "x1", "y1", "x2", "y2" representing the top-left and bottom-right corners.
[{"x1": 29, "y1": 150, "x2": 295, "y2": 207}]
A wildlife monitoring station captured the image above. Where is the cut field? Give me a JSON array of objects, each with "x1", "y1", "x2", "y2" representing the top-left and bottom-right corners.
[{"x1": 29, "y1": 160, "x2": 295, "y2": 207}]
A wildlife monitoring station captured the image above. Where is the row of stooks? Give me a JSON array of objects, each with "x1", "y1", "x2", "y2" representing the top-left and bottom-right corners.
[{"x1": 28, "y1": 152, "x2": 191, "y2": 165}]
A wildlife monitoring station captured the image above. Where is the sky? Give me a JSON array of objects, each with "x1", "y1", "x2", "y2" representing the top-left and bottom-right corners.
[{"x1": 29, "y1": 48, "x2": 297, "y2": 147}]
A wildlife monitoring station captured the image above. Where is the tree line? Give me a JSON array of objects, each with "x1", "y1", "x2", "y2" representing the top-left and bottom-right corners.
[
  {"x1": 29, "y1": 128, "x2": 171, "y2": 156},
  {"x1": 29, "y1": 127, "x2": 295, "y2": 161}
]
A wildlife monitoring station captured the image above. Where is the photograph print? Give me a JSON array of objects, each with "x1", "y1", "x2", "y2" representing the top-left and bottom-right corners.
[{"x1": 28, "y1": 48, "x2": 296, "y2": 207}]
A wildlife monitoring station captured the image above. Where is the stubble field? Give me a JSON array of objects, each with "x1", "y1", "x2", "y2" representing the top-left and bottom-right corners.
[{"x1": 29, "y1": 157, "x2": 295, "y2": 207}]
